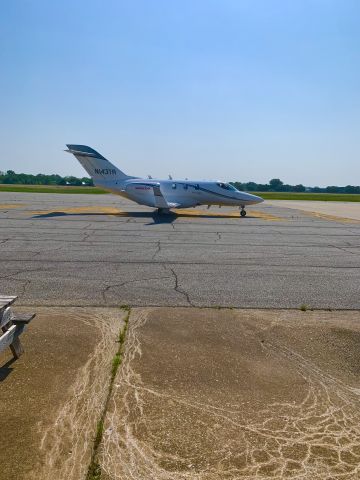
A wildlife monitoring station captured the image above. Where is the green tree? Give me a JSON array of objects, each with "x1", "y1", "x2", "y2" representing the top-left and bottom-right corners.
[
  {"x1": 269, "y1": 178, "x2": 284, "y2": 191},
  {"x1": 293, "y1": 184, "x2": 306, "y2": 192}
]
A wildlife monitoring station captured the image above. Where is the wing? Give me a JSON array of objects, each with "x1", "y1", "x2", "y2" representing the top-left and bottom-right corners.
[
  {"x1": 125, "y1": 181, "x2": 180, "y2": 208},
  {"x1": 152, "y1": 184, "x2": 181, "y2": 208},
  {"x1": 152, "y1": 184, "x2": 170, "y2": 208}
]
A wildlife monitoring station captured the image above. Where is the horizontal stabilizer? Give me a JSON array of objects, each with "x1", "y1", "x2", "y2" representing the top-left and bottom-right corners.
[{"x1": 65, "y1": 145, "x2": 106, "y2": 159}]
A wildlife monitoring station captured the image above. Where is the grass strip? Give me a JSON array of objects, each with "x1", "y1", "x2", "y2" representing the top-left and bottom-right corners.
[
  {"x1": 0, "y1": 184, "x2": 108, "y2": 194},
  {"x1": 86, "y1": 305, "x2": 131, "y2": 480},
  {"x1": 257, "y1": 192, "x2": 360, "y2": 202}
]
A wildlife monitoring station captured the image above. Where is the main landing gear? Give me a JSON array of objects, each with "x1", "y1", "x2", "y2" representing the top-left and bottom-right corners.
[
  {"x1": 157, "y1": 207, "x2": 171, "y2": 215},
  {"x1": 240, "y1": 206, "x2": 247, "y2": 217}
]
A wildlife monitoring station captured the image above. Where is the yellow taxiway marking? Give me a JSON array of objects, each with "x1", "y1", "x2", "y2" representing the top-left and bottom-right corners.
[
  {"x1": 0, "y1": 203, "x2": 26, "y2": 209},
  {"x1": 31, "y1": 206, "x2": 126, "y2": 216},
  {"x1": 302, "y1": 210, "x2": 360, "y2": 224},
  {"x1": 31, "y1": 206, "x2": 282, "y2": 221},
  {"x1": 175, "y1": 208, "x2": 283, "y2": 221}
]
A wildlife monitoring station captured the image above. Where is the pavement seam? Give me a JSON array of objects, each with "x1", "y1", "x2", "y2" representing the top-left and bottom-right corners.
[
  {"x1": 86, "y1": 306, "x2": 131, "y2": 480},
  {"x1": 2, "y1": 258, "x2": 360, "y2": 268},
  {"x1": 14, "y1": 304, "x2": 360, "y2": 312}
]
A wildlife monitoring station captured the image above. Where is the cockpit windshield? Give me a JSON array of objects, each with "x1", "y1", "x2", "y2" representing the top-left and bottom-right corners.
[{"x1": 216, "y1": 182, "x2": 237, "y2": 191}]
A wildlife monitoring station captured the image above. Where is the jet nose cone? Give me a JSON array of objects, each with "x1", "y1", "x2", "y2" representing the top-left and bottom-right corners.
[
  {"x1": 244, "y1": 193, "x2": 264, "y2": 204},
  {"x1": 252, "y1": 194, "x2": 264, "y2": 203}
]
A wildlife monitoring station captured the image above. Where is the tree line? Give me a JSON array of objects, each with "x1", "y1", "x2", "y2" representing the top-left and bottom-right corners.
[
  {"x1": 231, "y1": 178, "x2": 360, "y2": 194},
  {"x1": 0, "y1": 170, "x2": 94, "y2": 186},
  {"x1": 1, "y1": 171, "x2": 359, "y2": 193}
]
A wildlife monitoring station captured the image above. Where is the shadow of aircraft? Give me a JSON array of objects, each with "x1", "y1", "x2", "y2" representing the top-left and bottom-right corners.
[
  {"x1": 32, "y1": 210, "x2": 245, "y2": 224},
  {"x1": 0, "y1": 357, "x2": 16, "y2": 382},
  {"x1": 32, "y1": 210, "x2": 178, "y2": 225}
]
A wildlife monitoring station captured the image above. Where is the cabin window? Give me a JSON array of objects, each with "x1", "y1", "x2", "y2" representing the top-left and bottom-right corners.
[{"x1": 172, "y1": 183, "x2": 177, "y2": 189}]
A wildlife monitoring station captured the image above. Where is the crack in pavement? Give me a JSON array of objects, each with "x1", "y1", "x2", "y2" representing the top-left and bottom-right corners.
[
  {"x1": 329, "y1": 244, "x2": 360, "y2": 256},
  {"x1": 17, "y1": 278, "x2": 32, "y2": 296},
  {"x1": 0, "y1": 267, "x2": 46, "y2": 281},
  {"x1": 151, "y1": 241, "x2": 161, "y2": 260},
  {"x1": 0, "y1": 267, "x2": 46, "y2": 298},
  {"x1": 82, "y1": 230, "x2": 95, "y2": 243},
  {"x1": 101, "y1": 276, "x2": 173, "y2": 303},
  {"x1": 169, "y1": 267, "x2": 194, "y2": 306}
]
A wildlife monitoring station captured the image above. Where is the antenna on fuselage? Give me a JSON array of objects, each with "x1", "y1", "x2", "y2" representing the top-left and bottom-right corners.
[
  {"x1": 147, "y1": 175, "x2": 152, "y2": 179},
  {"x1": 168, "y1": 174, "x2": 173, "y2": 180}
]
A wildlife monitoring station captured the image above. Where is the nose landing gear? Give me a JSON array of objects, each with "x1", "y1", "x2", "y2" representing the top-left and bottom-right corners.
[{"x1": 240, "y1": 206, "x2": 247, "y2": 217}]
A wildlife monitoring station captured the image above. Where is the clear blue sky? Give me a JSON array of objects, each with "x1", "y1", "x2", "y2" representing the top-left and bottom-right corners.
[{"x1": 1, "y1": 0, "x2": 359, "y2": 186}]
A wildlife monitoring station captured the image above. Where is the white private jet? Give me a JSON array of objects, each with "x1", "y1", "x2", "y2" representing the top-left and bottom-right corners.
[{"x1": 65, "y1": 145, "x2": 263, "y2": 216}]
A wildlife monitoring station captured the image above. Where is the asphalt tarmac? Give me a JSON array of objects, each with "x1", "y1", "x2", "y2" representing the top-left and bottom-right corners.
[
  {"x1": 0, "y1": 191, "x2": 359, "y2": 309},
  {"x1": 267, "y1": 199, "x2": 360, "y2": 221}
]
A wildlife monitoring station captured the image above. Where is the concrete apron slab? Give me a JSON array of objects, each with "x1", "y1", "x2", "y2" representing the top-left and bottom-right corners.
[
  {"x1": 266, "y1": 200, "x2": 360, "y2": 222},
  {"x1": 99, "y1": 307, "x2": 360, "y2": 480},
  {"x1": 0, "y1": 307, "x2": 125, "y2": 480}
]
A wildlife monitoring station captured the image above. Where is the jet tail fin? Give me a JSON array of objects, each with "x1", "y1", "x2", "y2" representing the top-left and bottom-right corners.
[{"x1": 65, "y1": 144, "x2": 133, "y2": 184}]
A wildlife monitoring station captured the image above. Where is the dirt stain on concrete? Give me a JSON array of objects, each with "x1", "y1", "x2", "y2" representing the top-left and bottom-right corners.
[
  {"x1": 0, "y1": 307, "x2": 125, "y2": 480},
  {"x1": 99, "y1": 308, "x2": 360, "y2": 479}
]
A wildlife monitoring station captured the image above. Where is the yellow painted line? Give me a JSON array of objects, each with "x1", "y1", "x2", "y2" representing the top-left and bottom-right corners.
[
  {"x1": 32, "y1": 206, "x2": 126, "y2": 216},
  {"x1": 0, "y1": 203, "x2": 26, "y2": 209},
  {"x1": 251, "y1": 210, "x2": 283, "y2": 221},
  {"x1": 174, "y1": 208, "x2": 282, "y2": 221},
  {"x1": 302, "y1": 210, "x2": 360, "y2": 224},
  {"x1": 30, "y1": 205, "x2": 283, "y2": 222},
  {"x1": 58, "y1": 206, "x2": 123, "y2": 214}
]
